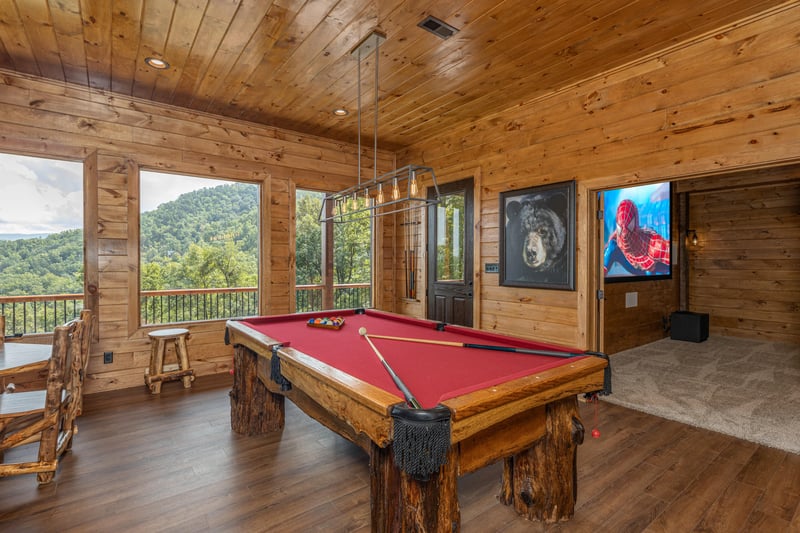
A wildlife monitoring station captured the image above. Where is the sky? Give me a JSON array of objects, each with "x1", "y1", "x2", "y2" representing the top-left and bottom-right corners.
[
  {"x1": 0, "y1": 153, "x2": 230, "y2": 235},
  {"x1": 139, "y1": 170, "x2": 231, "y2": 212}
]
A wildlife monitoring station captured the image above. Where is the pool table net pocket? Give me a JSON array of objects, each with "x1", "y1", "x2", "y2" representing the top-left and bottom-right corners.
[
  {"x1": 269, "y1": 343, "x2": 451, "y2": 482},
  {"x1": 270, "y1": 345, "x2": 292, "y2": 391},
  {"x1": 391, "y1": 404, "x2": 451, "y2": 481}
]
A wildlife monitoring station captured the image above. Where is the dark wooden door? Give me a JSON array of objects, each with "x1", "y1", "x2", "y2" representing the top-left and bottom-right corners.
[{"x1": 427, "y1": 178, "x2": 474, "y2": 326}]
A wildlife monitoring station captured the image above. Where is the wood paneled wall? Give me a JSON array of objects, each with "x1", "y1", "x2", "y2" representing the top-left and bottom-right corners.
[
  {"x1": 603, "y1": 279, "x2": 678, "y2": 354},
  {"x1": 0, "y1": 72, "x2": 392, "y2": 394},
  {"x1": 394, "y1": 4, "x2": 800, "y2": 350},
  {"x1": 684, "y1": 171, "x2": 799, "y2": 344},
  {"x1": 1, "y1": 4, "x2": 798, "y2": 395}
]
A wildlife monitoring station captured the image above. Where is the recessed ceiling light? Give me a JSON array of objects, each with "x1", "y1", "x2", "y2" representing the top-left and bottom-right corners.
[
  {"x1": 333, "y1": 108, "x2": 349, "y2": 116},
  {"x1": 144, "y1": 57, "x2": 170, "y2": 70}
]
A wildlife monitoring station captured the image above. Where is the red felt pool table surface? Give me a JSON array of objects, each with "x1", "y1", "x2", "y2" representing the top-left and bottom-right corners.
[
  {"x1": 229, "y1": 308, "x2": 609, "y2": 530},
  {"x1": 237, "y1": 308, "x2": 585, "y2": 409}
]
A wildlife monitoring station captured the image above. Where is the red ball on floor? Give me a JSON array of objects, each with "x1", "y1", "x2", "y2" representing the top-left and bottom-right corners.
[{"x1": 591, "y1": 428, "x2": 601, "y2": 438}]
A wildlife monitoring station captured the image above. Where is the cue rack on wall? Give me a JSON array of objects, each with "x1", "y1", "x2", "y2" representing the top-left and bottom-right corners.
[{"x1": 401, "y1": 208, "x2": 422, "y2": 300}]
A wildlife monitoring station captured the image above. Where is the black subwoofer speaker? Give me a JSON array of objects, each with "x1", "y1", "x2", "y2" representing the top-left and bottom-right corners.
[{"x1": 670, "y1": 311, "x2": 709, "y2": 342}]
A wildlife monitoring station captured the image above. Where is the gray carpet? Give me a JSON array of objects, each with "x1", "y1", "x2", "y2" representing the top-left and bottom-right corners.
[{"x1": 603, "y1": 335, "x2": 800, "y2": 454}]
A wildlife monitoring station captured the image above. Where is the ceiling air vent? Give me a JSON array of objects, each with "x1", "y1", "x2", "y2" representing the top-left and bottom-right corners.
[{"x1": 417, "y1": 16, "x2": 459, "y2": 39}]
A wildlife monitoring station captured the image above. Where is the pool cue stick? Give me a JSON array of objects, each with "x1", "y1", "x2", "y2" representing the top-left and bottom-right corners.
[
  {"x1": 358, "y1": 327, "x2": 422, "y2": 409},
  {"x1": 364, "y1": 333, "x2": 583, "y2": 358},
  {"x1": 409, "y1": 249, "x2": 415, "y2": 299},
  {"x1": 404, "y1": 212, "x2": 409, "y2": 298},
  {"x1": 404, "y1": 249, "x2": 409, "y2": 297}
]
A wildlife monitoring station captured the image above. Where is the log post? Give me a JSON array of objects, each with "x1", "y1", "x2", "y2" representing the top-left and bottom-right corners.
[
  {"x1": 230, "y1": 345, "x2": 284, "y2": 435},
  {"x1": 369, "y1": 444, "x2": 400, "y2": 530},
  {"x1": 370, "y1": 443, "x2": 460, "y2": 532},
  {"x1": 500, "y1": 396, "x2": 584, "y2": 522}
]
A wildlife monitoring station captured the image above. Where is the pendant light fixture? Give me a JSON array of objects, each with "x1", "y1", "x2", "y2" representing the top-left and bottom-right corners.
[{"x1": 319, "y1": 30, "x2": 440, "y2": 223}]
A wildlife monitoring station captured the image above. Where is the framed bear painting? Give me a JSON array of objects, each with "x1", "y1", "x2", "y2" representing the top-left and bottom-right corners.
[{"x1": 499, "y1": 180, "x2": 576, "y2": 290}]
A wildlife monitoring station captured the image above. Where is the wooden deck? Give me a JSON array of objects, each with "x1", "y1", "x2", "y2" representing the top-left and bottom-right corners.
[{"x1": 0, "y1": 374, "x2": 797, "y2": 531}]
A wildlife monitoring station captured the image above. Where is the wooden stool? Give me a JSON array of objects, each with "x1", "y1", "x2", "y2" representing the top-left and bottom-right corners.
[{"x1": 145, "y1": 328, "x2": 195, "y2": 394}]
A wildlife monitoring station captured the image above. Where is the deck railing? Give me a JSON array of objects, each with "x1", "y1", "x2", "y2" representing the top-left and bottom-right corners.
[
  {"x1": 295, "y1": 283, "x2": 371, "y2": 313},
  {"x1": 140, "y1": 287, "x2": 259, "y2": 325},
  {"x1": 1, "y1": 283, "x2": 371, "y2": 335},
  {"x1": 0, "y1": 294, "x2": 85, "y2": 337}
]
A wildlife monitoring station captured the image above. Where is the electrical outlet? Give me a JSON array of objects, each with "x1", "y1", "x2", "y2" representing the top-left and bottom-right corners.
[
  {"x1": 103, "y1": 351, "x2": 113, "y2": 364},
  {"x1": 625, "y1": 292, "x2": 638, "y2": 308}
]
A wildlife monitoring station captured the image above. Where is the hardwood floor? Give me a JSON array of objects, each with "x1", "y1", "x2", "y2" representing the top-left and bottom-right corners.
[{"x1": 0, "y1": 374, "x2": 798, "y2": 532}]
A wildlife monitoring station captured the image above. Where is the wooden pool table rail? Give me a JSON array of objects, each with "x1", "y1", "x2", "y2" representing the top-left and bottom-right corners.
[
  {"x1": 227, "y1": 317, "x2": 608, "y2": 530},
  {"x1": 228, "y1": 319, "x2": 605, "y2": 445}
]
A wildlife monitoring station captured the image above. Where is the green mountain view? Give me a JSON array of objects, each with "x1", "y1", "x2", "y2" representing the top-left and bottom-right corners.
[
  {"x1": 0, "y1": 183, "x2": 370, "y2": 297},
  {"x1": 0, "y1": 183, "x2": 260, "y2": 296},
  {"x1": 0, "y1": 228, "x2": 84, "y2": 295}
]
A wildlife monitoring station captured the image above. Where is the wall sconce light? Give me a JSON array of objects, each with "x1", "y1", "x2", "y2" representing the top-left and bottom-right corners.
[{"x1": 687, "y1": 229, "x2": 698, "y2": 246}]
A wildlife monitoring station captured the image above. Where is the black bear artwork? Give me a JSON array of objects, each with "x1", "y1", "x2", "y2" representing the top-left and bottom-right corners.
[{"x1": 501, "y1": 182, "x2": 574, "y2": 289}]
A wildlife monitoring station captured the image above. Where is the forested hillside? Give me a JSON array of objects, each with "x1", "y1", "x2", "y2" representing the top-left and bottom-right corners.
[
  {"x1": 0, "y1": 229, "x2": 83, "y2": 295},
  {"x1": 0, "y1": 183, "x2": 259, "y2": 295},
  {"x1": 139, "y1": 183, "x2": 258, "y2": 290},
  {"x1": 0, "y1": 182, "x2": 370, "y2": 298},
  {"x1": 140, "y1": 183, "x2": 257, "y2": 263}
]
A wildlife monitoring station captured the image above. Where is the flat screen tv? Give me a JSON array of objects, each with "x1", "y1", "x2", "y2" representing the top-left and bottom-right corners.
[{"x1": 602, "y1": 182, "x2": 672, "y2": 282}]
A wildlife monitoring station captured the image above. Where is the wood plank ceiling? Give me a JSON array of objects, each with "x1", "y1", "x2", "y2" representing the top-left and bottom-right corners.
[{"x1": 0, "y1": 0, "x2": 788, "y2": 151}]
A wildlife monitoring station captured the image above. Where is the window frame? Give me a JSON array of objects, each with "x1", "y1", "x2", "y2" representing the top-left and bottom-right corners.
[
  {"x1": 134, "y1": 167, "x2": 261, "y2": 328},
  {"x1": 0, "y1": 150, "x2": 89, "y2": 337},
  {"x1": 293, "y1": 188, "x2": 373, "y2": 313}
]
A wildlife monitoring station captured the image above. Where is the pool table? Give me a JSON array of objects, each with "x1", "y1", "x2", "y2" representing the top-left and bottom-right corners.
[{"x1": 226, "y1": 308, "x2": 609, "y2": 532}]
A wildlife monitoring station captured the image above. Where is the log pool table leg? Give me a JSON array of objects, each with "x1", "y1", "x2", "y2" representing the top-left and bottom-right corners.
[
  {"x1": 370, "y1": 443, "x2": 460, "y2": 532},
  {"x1": 230, "y1": 345, "x2": 285, "y2": 435},
  {"x1": 500, "y1": 396, "x2": 585, "y2": 522}
]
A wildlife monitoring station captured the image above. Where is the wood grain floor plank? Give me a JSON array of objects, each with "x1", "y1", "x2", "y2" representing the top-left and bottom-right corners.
[
  {"x1": 753, "y1": 452, "x2": 800, "y2": 523},
  {"x1": 696, "y1": 480, "x2": 764, "y2": 532},
  {"x1": 0, "y1": 375, "x2": 797, "y2": 532},
  {"x1": 642, "y1": 426, "x2": 731, "y2": 503}
]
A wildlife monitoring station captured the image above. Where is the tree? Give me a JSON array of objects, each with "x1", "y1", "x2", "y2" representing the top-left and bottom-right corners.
[
  {"x1": 141, "y1": 262, "x2": 166, "y2": 291},
  {"x1": 295, "y1": 192, "x2": 323, "y2": 285},
  {"x1": 334, "y1": 216, "x2": 371, "y2": 284},
  {"x1": 182, "y1": 244, "x2": 224, "y2": 288},
  {"x1": 294, "y1": 190, "x2": 372, "y2": 310},
  {"x1": 209, "y1": 241, "x2": 256, "y2": 287},
  {"x1": 436, "y1": 195, "x2": 465, "y2": 281}
]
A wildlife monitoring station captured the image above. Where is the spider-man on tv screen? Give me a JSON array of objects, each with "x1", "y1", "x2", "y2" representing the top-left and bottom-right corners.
[{"x1": 602, "y1": 182, "x2": 672, "y2": 282}]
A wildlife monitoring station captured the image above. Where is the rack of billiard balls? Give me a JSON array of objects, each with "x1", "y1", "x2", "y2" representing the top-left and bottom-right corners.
[{"x1": 306, "y1": 316, "x2": 345, "y2": 330}]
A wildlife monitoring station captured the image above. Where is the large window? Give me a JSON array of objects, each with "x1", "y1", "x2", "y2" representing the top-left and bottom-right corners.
[
  {"x1": 333, "y1": 208, "x2": 372, "y2": 308},
  {"x1": 295, "y1": 190, "x2": 324, "y2": 310},
  {"x1": 0, "y1": 153, "x2": 84, "y2": 335},
  {"x1": 139, "y1": 171, "x2": 258, "y2": 325},
  {"x1": 295, "y1": 190, "x2": 372, "y2": 311}
]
